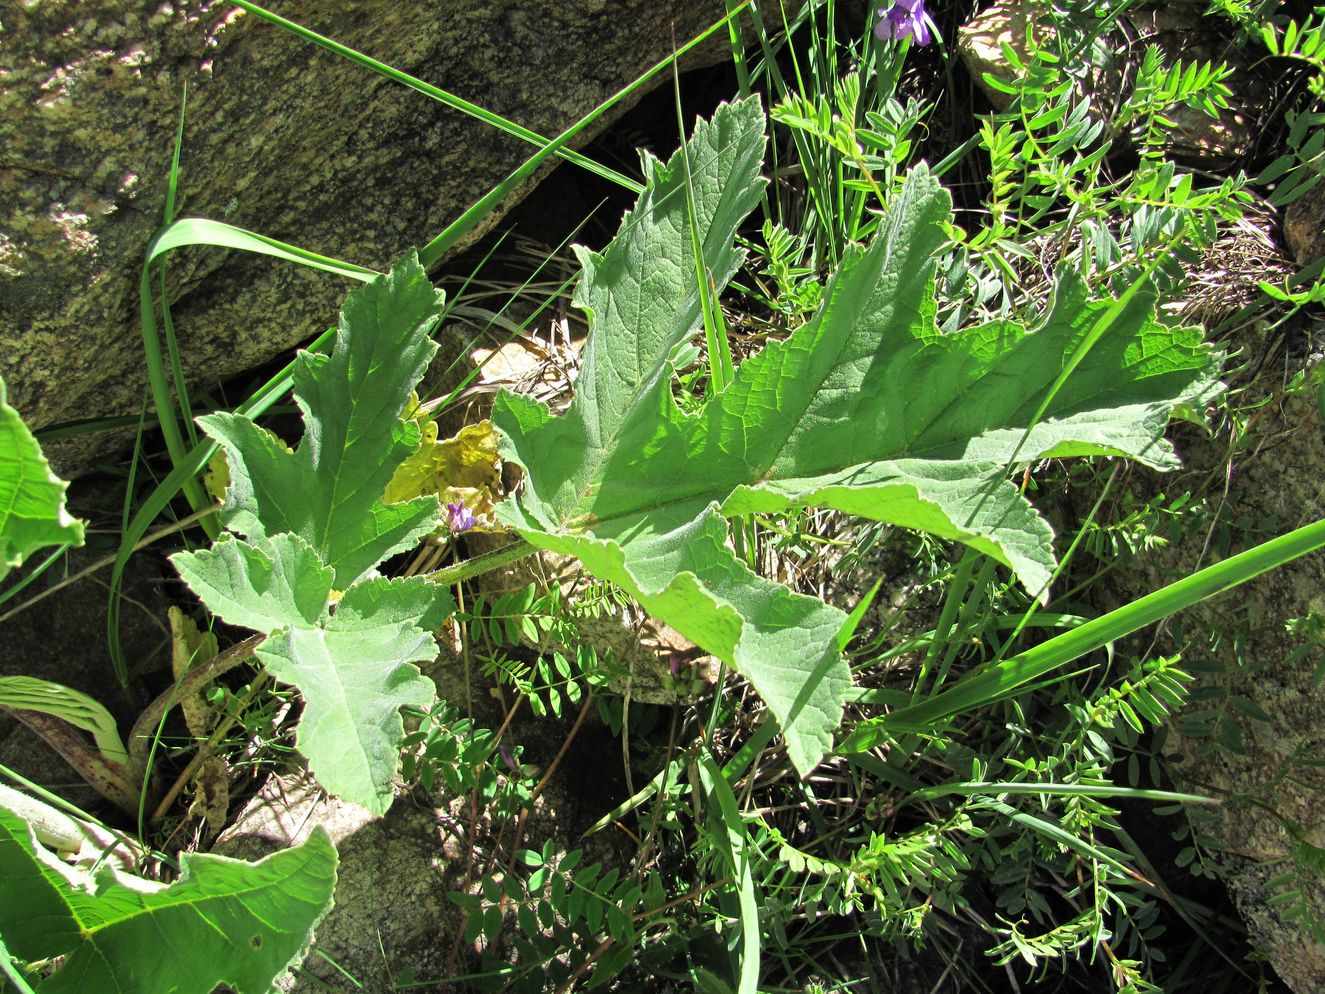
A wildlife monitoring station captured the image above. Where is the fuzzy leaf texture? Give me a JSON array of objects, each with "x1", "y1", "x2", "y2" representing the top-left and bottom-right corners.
[
  {"x1": 174, "y1": 534, "x2": 450, "y2": 814},
  {"x1": 173, "y1": 253, "x2": 455, "y2": 813},
  {"x1": 0, "y1": 803, "x2": 336, "y2": 993},
  {"x1": 199, "y1": 252, "x2": 444, "y2": 590},
  {"x1": 492, "y1": 97, "x2": 1221, "y2": 774},
  {"x1": 0, "y1": 376, "x2": 84, "y2": 581}
]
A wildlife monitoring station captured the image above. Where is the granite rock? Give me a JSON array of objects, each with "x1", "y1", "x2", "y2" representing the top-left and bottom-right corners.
[{"x1": 1, "y1": 0, "x2": 739, "y2": 475}]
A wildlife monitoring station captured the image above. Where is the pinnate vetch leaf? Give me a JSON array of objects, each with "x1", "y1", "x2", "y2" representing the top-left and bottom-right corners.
[
  {"x1": 494, "y1": 98, "x2": 1221, "y2": 774},
  {"x1": 0, "y1": 802, "x2": 336, "y2": 994}
]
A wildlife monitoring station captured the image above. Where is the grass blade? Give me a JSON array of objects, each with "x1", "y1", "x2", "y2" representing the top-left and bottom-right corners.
[
  {"x1": 137, "y1": 217, "x2": 377, "y2": 523},
  {"x1": 120, "y1": 219, "x2": 377, "y2": 684},
  {"x1": 841, "y1": 516, "x2": 1325, "y2": 746},
  {"x1": 698, "y1": 752, "x2": 761, "y2": 994},
  {"x1": 229, "y1": 0, "x2": 642, "y2": 194},
  {"x1": 902, "y1": 781, "x2": 1217, "y2": 806},
  {"x1": 417, "y1": 3, "x2": 752, "y2": 267}
]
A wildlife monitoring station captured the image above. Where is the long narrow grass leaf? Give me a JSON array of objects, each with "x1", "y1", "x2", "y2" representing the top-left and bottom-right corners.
[
  {"x1": 698, "y1": 753, "x2": 761, "y2": 994},
  {"x1": 161, "y1": 86, "x2": 196, "y2": 450},
  {"x1": 228, "y1": 0, "x2": 641, "y2": 193},
  {"x1": 904, "y1": 781, "x2": 1216, "y2": 805},
  {"x1": 842, "y1": 517, "x2": 1325, "y2": 746},
  {"x1": 118, "y1": 221, "x2": 375, "y2": 683},
  {"x1": 417, "y1": 4, "x2": 750, "y2": 266}
]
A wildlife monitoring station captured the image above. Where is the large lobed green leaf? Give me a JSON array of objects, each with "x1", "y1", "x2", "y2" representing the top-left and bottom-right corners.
[
  {"x1": 174, "y1": 534, "x2": 449, "y2": 814},
  {"x1": 0, "y1": 802, "x2": 336, "y2": 993},
  {"x1": 0, "y1": 376, "x2": 85, "y2": 582},
  {"x1": 173, "y1": 252, "x2": 455, "y2": 813},
  {"x1": 493, "y1": 99, "x2": 1221, "y2": 774},
  {"x1": 502, "y1": 95, "x2": 770, "y2": 519},
  {"x1": 200, "y1": 252, "x2": 444, "y2": 590}
]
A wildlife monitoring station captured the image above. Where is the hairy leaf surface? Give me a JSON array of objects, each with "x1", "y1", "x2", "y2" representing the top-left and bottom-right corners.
[
  {"x1": 0, "y1": 376, "x2": 84, "y2": 581},
  {"x1": 175, "y1": 527, "x2": 449, "y2": 816},
  {"x1": 200, "y1": 253, "x2": 444, "y2": 589},
  {"x1": 173, "y1": 253, "x2": 455, "y2": 813},
  {"x1": 0, "y1": 803, "x2": 336, "y2": 993},
  {"x1": 494, "y1": 100, "x2": 1220, "y2": 773}
]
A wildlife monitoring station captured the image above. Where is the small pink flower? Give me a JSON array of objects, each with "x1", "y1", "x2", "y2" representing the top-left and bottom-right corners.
[
  {"x1": 875, "y1": 0, "x2": 933, "y2": 45},
  {"x1": 446, "y1": 501, "x2": 476, "y2": 533}
]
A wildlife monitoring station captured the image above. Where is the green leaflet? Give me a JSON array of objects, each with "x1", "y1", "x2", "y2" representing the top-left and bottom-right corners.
[
  {"x1": 173, "y1": 252, "x2": 456, "y2": 813},
  {"x1": 0, "y1": 802, "x2": 336, "y2": 994},
  {"x1": 0, "y1": 376, "x2": 85, "y2": 581},
  {"x1": 493, "y1": 100, "x2": 1221, "y2": 774},
  {"x1": 200, "y1": 252, "x2": 444, "y2": 590}
]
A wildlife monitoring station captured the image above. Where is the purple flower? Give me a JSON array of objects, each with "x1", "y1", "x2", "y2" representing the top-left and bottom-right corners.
[
  {"x1": 875, "y1": 0, "x2": 933, "y2": 45},
  {"x1": 446, "y1": 501, "x2": 476, "y2": 533}
]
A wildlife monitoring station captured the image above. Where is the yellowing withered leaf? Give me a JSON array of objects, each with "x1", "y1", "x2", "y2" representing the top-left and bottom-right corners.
[
  {"x1": 384, "y1": 419, "x2": 503, "y2": 530},
  {"x1": 168, "y1": 606, "x2": 221, "y2": 738}
]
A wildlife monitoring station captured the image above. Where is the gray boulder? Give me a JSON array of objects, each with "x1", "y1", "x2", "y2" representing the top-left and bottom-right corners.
[
  {"x1": 1167, "y1": 366, "x2": 1325, "y2": 994},
  {"x1": 1, "y1": 0, "x2": 736, "y2": 474}
]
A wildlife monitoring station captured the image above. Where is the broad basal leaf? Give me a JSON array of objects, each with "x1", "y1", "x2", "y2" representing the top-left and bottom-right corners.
[
  {"x1": 0, "y1": 375, "x2": 85, "y2": 581},
  {"x1": 0, "y1": 802, "x2": 336, "y2": 994},
  {"x1": 504, "y1": 96, "x2": 769, "y2": 517},
  {"x1": 174, "y1": 534, "x2": 450, "y2": 814},
  {"x1": 0, "y1": 676, "x2": 128, "y2": 766},
  {"x1": 200, "y1": 251, "x2": 445, "y2": 590},
  {"x1": 493, "y1": 100, "x2": 1221, "y2": 774},
  {"x1": 173, "y1": 253, "x2": 458, "y2": 813}
]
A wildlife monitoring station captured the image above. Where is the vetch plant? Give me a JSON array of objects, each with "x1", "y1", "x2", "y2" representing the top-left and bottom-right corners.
[{"x1": 447, "y1": 500, "x2": 477, "y2": 533}]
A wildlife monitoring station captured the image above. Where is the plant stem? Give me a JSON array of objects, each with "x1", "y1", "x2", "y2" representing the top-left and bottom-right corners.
[
  {"x1": 127, "y1": 634, "x2": 264, "y2": 781},
  {"x1": 1, "y1": 708, "x2": 139, "y2": 814},
  {"x1": 424, "y1": 538, "x2": 537, "y2": 587},
  {"x1": 0, "y1": 936, "x2": 38, "y2": 994},
  {"x1": 0, "y1": 506, "x2": 217, "y2": 624},
  {"x1": 148, "y1": 673, "x2": 272, "y2": 825}
]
